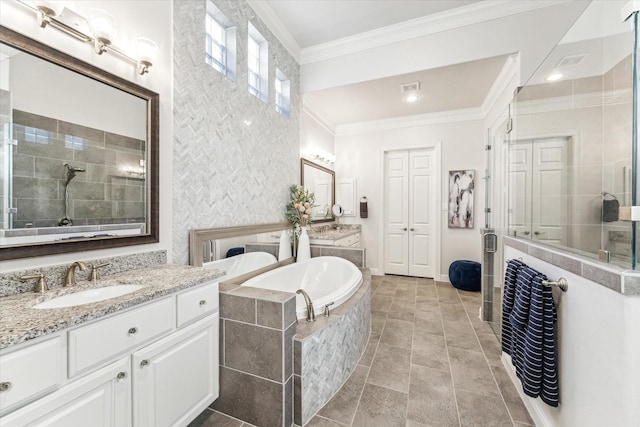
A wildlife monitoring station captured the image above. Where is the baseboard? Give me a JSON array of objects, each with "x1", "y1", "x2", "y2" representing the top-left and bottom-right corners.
[
  {"x1": 439, "y1": 274, "x2": 450, "y2": 282},
  {"x1": 369, "y1": 268, "x2": 382, "y2": 276},
  {"x1": 501, "y1": 353, "x2": 553, "y2": 427}
]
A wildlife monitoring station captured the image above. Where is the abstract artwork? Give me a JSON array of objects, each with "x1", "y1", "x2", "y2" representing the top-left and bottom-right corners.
[{"x1": 448, "y1": 170, "x2": 474, "y2": 228}]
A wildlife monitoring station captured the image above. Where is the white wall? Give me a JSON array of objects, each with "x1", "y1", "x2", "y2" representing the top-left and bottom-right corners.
[
  {"x1": 335, "y1": 112, "x2": 485, "y2": 279},
  {"x1": 300, "y1": 108, "x2": 335, "y2": 169},
  {"x1": 1, "y1": 0, "x2": 173, "y2": 271},
  {"x1": 504, "y1": 245, "x2": 640, "y2": 427}
]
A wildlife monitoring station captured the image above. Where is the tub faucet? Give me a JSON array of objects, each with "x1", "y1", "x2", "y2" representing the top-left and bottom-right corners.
[
  {"x1": 64, "y1": 261, "x2": 87, "y2": 286},
  {"x1": 296, "y1": 289, "x2": 315, "y2": 322}
]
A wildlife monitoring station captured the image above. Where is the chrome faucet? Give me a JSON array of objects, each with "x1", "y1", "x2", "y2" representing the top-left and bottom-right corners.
[
  {"x1": 64, "y1": 261, "x2": 87, "y2": 286},
  {"x1": 296, "y1": 289, "x2": 315, "y2": 322}
]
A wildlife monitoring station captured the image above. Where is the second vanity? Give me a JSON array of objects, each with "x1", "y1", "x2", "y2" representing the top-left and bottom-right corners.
[{"x1": 0, "y1": 264, "x2": 223, "y2": 427}]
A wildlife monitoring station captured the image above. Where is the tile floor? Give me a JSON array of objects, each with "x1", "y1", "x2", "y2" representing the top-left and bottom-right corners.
[{"x1": 190, "y1": 275, "x2": 535, "y2": 427}]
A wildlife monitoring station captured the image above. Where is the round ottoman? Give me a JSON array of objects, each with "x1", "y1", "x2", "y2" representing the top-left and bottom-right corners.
[
  {"x1": 225, "y1": 247, "x2": 245, "y2": 258},
  {"x1": 448, "y1": 260, "x2": 481, "y2": 291}
]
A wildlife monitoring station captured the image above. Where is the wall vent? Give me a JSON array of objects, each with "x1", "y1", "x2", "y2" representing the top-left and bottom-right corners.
[
  {"x1": 400, "y1": 81, "x2": 420, "y2": 93},
  {"x1": 556, "y1": 54, "x2": 589, "y2": 68}
]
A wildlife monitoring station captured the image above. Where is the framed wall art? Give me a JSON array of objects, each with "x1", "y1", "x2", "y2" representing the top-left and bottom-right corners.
[{"x1": 448, "y1": 169, "x2": 474, "y2": 228}]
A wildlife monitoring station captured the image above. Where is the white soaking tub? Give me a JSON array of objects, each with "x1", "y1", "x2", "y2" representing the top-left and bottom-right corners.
[{"x1": 240, "y1": 256, "x2": 363, "y2": 319}]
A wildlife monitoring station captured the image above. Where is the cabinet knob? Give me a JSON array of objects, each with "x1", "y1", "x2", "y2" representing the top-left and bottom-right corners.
[
  {"x1": 140, "y1": 359, "x2": 150, "y2": 368},
  {"x1": 128, "y1": 327, "x2": 138, "y2": 336},
  {"x1": 199, "y1": 300, "x2": 207, "y2": 306},
  {"x1": 0, "y1": 381, "x2": 12, "y2": 392},
  {"x1": 116, "y1": 372, "x2": 127, "y2": 382}
]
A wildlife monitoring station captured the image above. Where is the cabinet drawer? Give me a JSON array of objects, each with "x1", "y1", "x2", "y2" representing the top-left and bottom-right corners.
[
  {"x1": 0, "y1": 336, "x2": 64, "y2": 415},
  {"x1": 68, "y1": 298, "x2": 174, "y2": 377},
  {"x1": 176, "y1": 282, "x2": 219, "y2": 328}
]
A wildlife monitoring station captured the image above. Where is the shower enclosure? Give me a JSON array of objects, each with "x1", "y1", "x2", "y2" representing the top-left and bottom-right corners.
[{"x1": 483, "y1": 0, "x2": 637, "y2": 336}]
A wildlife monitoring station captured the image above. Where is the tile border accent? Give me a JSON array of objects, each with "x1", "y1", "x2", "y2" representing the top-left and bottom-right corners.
[{"x1": 503, "y1": 236, "x2": 640, "y2": 295}]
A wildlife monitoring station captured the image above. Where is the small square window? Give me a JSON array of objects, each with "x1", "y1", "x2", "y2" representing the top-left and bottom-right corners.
[
  {"x1": 248, "y1": 22, "x2": 268, "y2": 103},
  {"x1": 205, "y1": 1, "x2": 236, "y2": 81},
  {"x1": 275, "y1": 68, "x2": 290, "y2": 118}
]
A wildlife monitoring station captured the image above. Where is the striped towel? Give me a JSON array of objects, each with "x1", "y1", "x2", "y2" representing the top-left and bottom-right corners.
[
  {"x1": 506, "y1": 265, "x2": 560, "y2": 407},
  {"x1": 501, "y1": 259, "x2": 524, "y2": 355},
  {"x1": 522, "y1": 274, "x2": 559, "y2": 406}
]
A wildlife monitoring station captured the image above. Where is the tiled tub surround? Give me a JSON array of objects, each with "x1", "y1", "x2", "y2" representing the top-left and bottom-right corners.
[
  {"x1": 0, "y1": 250, "x2": 167, "y2": 297},
  {"x1": 10, "y1": 110, "x2": 146, "y2": 228},
  {"x1": 0, "y1": 263, "x2": 224, "y2": 350},
  {"x1": 504, "y1": 236, "x2": 640, "y2": 295},
  {"x1": 213, "y1": 269, "x2": 371, "y2": 427},
  {"x1": 245, "y1": 242, "x2": 366, "y2": 267},
  {"x1": 294, "y1": 269, "x2": 371, "y2": 426}
]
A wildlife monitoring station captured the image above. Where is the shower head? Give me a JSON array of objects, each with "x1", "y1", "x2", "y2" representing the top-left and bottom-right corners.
[
  {"x1": 64, "y1": 163, "x2": 86, "y2": 173},
  {"x1": 63, "y1": 162, "x2": 85, "y2": 185}
]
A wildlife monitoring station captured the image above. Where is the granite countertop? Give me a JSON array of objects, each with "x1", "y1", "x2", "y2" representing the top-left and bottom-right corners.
[
  {"x1": 307, "y1": 228, "x2": 360, "y2": 241},
  {"x1": 0, "y1": 264, "x2": 224, "y2": 350}
]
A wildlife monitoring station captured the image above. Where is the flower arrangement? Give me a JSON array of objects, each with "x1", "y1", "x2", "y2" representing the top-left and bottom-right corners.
[{"x1": 286, "y1": 184, "x2": 316, "y2": 229}]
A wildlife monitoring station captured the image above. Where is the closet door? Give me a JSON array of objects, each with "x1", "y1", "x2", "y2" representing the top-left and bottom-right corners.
[
  {"x1": 408, "y1": 150, "x2": 434, "y2": 277},
  {"x1": 384, "y1": 151, "x2": 409, "y2": 275},
  {"x1": 384, "y1": 149, "x2": 435, "y2": 278}
]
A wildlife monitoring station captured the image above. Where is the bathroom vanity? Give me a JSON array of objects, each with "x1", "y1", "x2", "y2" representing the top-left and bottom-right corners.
[
  {"x1": 0, "y1": 265, "x2": 222, "y2": 427},
  {"x1": 307, "y1": 225, "x2": 360, "y2": 247}
]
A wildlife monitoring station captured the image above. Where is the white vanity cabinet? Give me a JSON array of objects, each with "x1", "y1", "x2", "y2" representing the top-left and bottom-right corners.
[
  {"x1": 334, "y1": 232, "x2": 360, "y2": 247},
  {"x1": 132, "y1": 315, "x2": 218, "y2": 427},
  {"x1": 0, "y1": 281, "x2": 220, "y2": 427},
  {"x1": 0, "y1": 357, "x2": 131, "y2": 427}
]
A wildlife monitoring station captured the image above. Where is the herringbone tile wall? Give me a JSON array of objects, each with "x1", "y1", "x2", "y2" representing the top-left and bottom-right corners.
[{"x1": 173, "y1": 0, "x2": 300, "y2": 264}]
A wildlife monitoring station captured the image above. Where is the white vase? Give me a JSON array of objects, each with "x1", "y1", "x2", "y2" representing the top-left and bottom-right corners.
[
  {"x1": 278, "y1": 230, "x2": 292, "y2": 261},
  {"x1": 297, "y1": 227, "x2": 311, "y2": 262}
]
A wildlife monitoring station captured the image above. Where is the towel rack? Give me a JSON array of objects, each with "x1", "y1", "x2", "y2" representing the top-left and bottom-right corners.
[
  {"x1": 506, "y1": 258, "x2": 569, "y2": 292},
  {"x1": 542, "y1": 277, "x2": 568, "y2": 292}
]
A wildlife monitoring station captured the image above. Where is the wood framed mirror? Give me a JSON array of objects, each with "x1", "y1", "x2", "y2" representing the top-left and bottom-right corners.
[
  {"x1": 300, "y1": 159, "x2": 335, "y2": 224},
  {"x1": 0, "y1": 25, "x2": 159, "y2": 260}
]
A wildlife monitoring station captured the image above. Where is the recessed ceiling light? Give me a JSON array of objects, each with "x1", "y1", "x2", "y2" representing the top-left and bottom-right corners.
[
  {"x1": 546, "y1": 73, "x2": 563, "y2": 82},
  {"x1": 404, "y1": 93, "x2": 420, "y2": 103}
]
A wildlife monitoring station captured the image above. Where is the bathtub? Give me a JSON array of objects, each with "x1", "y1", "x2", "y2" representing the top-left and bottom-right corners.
[
  {"x1": 241, "y1": 256, "x2": 363, "y2": 319},
  {"x1": 203, "y1": 251, "x2": 277, "y2": 281}
]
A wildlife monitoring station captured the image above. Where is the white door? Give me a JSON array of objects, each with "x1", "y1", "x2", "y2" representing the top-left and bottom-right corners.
[
  {"x1": 508, "y1": 142, "x2": 532, "y2": 239},
  {"x1": 384, "y1": 149, "x2": 435, "y2": 278},
  {"x1": 509, "y1": 138, "x2": 568, "y2": 244},
  {"x1": 384, "y1": 151, "x2": 409, "y2": 275},
  {"x1": 132, "y1": 315, "x2": 219, "y2": 427},
  {"x1": 531, "y1": 138, "x2": 568, "y2": 245}
]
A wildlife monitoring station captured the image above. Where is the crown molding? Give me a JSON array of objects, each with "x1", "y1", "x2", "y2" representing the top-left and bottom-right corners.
[
  {"x1": 302, "y1": 96, "x2": 336, "y2": 134},
  {"x1": 246, "y1": 0, "x2": 301, "y2": 62},
  {"x1": 335, "y1": 107, "x2": 484, "y2": 136},
  {"x1": 300, "y1": 1, "x2": 570, "y2": 65},
  {"x1": 480, "y1": 54, "x2": 520, "y2": 116}
]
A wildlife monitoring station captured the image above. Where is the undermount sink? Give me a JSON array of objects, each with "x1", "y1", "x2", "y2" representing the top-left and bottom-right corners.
[{"x1": 33, "y1": 285, "x2": 145, "y2": 309}]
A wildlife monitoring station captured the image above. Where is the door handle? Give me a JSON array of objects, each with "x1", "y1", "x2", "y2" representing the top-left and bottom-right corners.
[
  {"x1": 402, "y1": 227, "x2": 408, "y2": 231},
  {"x1": 534, "y1": 231, "x2": 545, "y2": 236},
  {"x1": 523, "y1": 231, "x2": 530, "y2": 235},
  {"x1": 410, "y1": 227, "x2": 415, "y2": 231}
]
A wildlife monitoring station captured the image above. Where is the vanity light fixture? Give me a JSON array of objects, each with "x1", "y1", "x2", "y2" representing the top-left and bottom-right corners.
[
  {"x1": 20, "y1": 0, "x2": 158, "y2": 75},
  {"x1": 310, "y1": 149, "x2": 335, "y2": 166}
]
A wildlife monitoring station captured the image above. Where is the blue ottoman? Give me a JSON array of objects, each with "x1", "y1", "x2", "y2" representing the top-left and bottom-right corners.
[
  {"x1": 448, "y1": 260, "x2": 481, "y2": 291},
  {"x1": 225, "y1": 247, "x2": 245, "y2": 258}
]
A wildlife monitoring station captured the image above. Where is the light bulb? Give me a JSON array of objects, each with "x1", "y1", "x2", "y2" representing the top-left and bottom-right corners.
[
  {"x1": 33, "y1": 1, "x2": 65, "y2": 16},
  {"x1": 546, "y1": 73, "x2": 563, "y2": 82},
  {"x1": 136, "y1": 38, "x2": 158, "y2": 66},
  {"x1": 88, "y1": 9, "x2": 118, "y2": 46},
  {"x1": 404, "y1": 93, "x2": 420, "y2": 103}
]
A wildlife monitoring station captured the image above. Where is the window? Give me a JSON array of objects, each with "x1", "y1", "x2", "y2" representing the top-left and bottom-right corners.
[
  {"x1": 247, "y1": 22, "x2": 268, "y2": 102},
  {"x1": 205, "y1": 1, "x2": 236, "y2": 81},
  {"x1": 275, "y1": 68, "x2": 290, "y2": 118}
]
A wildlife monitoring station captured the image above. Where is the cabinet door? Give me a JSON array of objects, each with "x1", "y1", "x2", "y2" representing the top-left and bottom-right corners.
[
  {"x1": 0, "y1": 358, "x2": 131, "y2": 427},
  {"x1": 132, "y1": 315, "x2": 219, "y2": 427}
]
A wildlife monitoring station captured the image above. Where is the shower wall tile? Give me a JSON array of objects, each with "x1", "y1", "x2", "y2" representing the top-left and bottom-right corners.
[
  {"x1": 172, "y1": 0, "x2": 300, "y2": 264},
  {"x1": 13, "y1": 110, "x2": 57, "y2": 132},
  {"x1": 59, "y1": 120, "x2": 105, "y2": 145},
  {"x1": 13, "y1": 176, "x2": 59, "y2": 199},
  {"x1": 14, "y1": 154, "x2": 35, "y2": 177},
  {"x1": 105, "y1": 132, "x2": 144, "y2": 152}
]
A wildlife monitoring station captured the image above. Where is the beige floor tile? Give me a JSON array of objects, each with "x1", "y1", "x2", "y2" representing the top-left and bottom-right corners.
[{"x1": 352, "y1": 383, "x2": 408, "y2": 427}]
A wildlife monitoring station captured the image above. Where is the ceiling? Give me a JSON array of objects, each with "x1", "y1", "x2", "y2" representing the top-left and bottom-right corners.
[
  {"x1": 252, "y1": 0, "x2": 590, "y2": 128},
  {"x1": 262, "y1": 0, "x2": 483, "y2": 48},
  {"x1": 304, "y1": 55, "x2": 510, "y2": 126}
]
